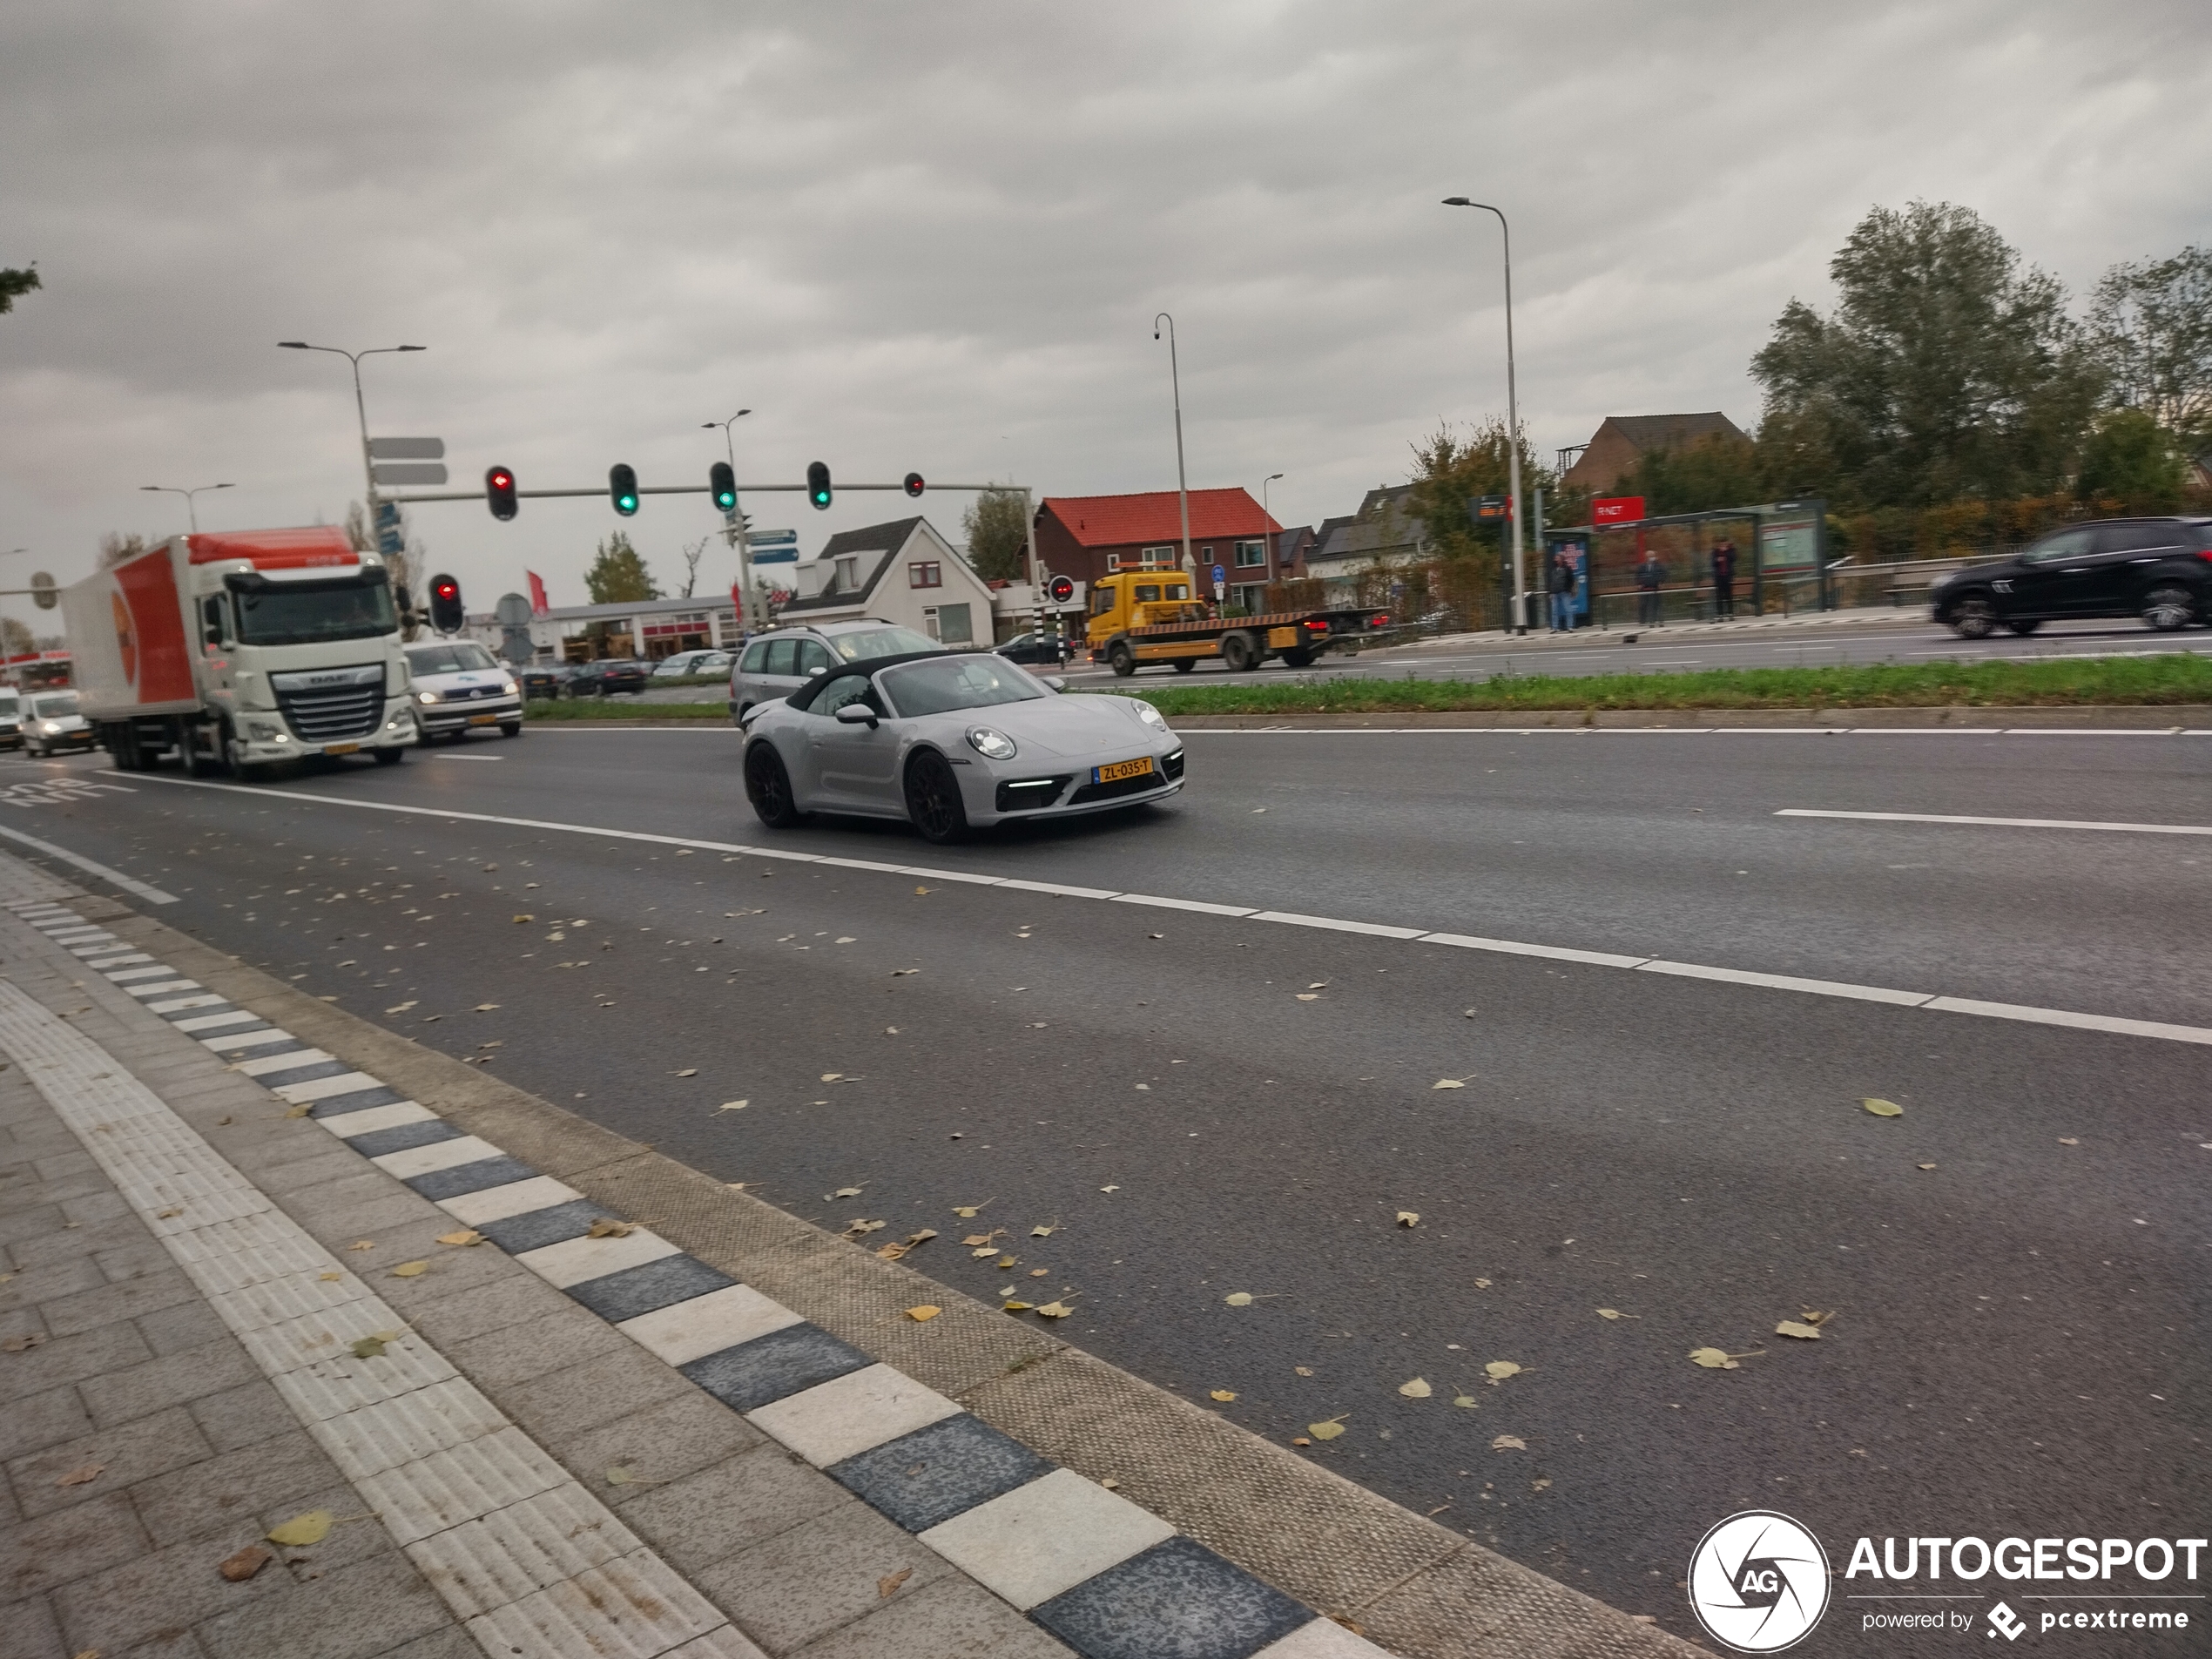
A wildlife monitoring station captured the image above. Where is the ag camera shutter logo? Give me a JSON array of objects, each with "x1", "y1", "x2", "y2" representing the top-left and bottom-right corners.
[{"x1": 1688, "y1": 1510, "x2": 1831, "y2": 1652}]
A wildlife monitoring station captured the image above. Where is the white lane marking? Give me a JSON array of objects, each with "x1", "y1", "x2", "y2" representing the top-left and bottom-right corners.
[
  {"x1": 1634, "y1": 960, "x2": 1933, "y2": 1006},
  {"x1": 429, "y1": 752, "x2": 505, "y2": 761},
  {"x1": 121, "y1": 772, "x2": 2212, "y2": 1047},
  {"x1": 0, "y1": 821, "x2": 179, "y2": 902},
  {"x1": 1777, "y1": 809, "x2": 2212, "y2": 837}
]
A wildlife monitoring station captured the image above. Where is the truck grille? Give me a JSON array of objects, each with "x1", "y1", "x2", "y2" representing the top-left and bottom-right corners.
[{"x1": 271, "y1": 664, "x2": 386, "y2": 744}]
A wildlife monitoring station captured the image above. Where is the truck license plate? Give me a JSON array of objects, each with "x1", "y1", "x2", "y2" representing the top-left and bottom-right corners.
[
  {"x1": 324, "y1": 743, "x2": 361, "y2": 756},
  {"x1": 469, "y1": 713, "x2": 497, "y2": 725},
  {"x1": 1094, "y1": 756, "x2": 1155, "y2": 785}
]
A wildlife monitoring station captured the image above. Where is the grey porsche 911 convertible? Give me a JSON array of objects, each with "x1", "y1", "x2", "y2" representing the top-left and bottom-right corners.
[{"x1": 738, "y1": 651, "x2": 1184, "y2": 843}]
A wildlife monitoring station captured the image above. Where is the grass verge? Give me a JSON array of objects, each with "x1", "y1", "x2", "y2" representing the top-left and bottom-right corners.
[
  {"x1": 523, "y1": 698, "x2": 731, "y2": 721},
  {"x1": 1105, "y1": 653, "x2": 2212, "y2": 715}
]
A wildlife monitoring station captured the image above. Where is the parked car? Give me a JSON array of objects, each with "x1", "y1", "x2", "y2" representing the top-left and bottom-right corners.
[
  {"x1": 995, "y1": 631, "x2": 1076, "y2": 667},
  {"x1": 0, "y1": 687, "x2": 22, "y2": 751},
  {"x1": 560, "y1": 659, "x2": 652, "y2": 698},
  {"x1": 24, "y1": 690, "x2": 96, "y2": 758},
  {"x1": 729, "y1": 621, "x2": 943, "y2": 722},
  {"x1": 405, "y1": 641, "x2": 523, "y2": 741},
  {"x1": 741, "y1": 650, "x2": 1183, "y2": 843},
  {"x1": 652, "y1": 649, "x2": 732, "y2": 678},
  {"x1": 1932, "y1": 517, "x2": 2212, "y2": 637},
  {"x1": 517, "y1": 663, "x2": 570, "y2": 700}
]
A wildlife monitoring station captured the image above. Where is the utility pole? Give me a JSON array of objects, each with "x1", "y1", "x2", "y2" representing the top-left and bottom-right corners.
[
  {"x1": 138, "y1": 482, "x2": 233, "y2": 534},
  {"x1": 1153, "y1": 314, "x2": 1192, "y2": 576},
  {"x1": 277, "y1": 341, "x2": 425, "y2": 553},
  {"x1": 1440, "y1": 199, "x2": 1525, "y2": 633}
]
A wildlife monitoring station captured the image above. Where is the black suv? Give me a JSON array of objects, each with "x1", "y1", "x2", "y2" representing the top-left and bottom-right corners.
[{"x1": 1932, "y1": 517, "x2": 2212, "y2": 637}]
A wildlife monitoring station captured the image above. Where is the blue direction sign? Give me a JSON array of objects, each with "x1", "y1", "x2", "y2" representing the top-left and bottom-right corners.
[{"x1": 751, "y1": 529, "x2": 798, "y2": 547}]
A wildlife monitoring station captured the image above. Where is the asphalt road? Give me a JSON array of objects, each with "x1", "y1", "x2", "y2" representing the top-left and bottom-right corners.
[
  {"x1": 3, "y1": 729, "x2": 2205, "y2": 1638},
  {"x1": 1055, "y1": 614, "x2": 2212, "y2": 687}
]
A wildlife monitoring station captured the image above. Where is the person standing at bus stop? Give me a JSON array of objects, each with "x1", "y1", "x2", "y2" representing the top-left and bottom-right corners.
[
  {"x1": 1710, "y1": 536, "x2": 1739, "y2": 620},
  {"x1": 1635, "y1": 547, "x2": 1663, "y2": 626},
  {"x1": 1548, "y1": 548, "x2": 1576, "y2": 632}
]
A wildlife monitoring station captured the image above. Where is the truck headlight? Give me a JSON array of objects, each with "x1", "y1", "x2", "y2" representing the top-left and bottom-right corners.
[
  {"x1": 966, "y1": 726, "x2": 1016, "y2": 759},
  {"x1": 1131, "y1": 700, "x2": 1169, "y2": 731},
  {"x1": 416, "y1": 690, "x2": 440, "y2": 705},
  {"x1": 246, "y1": 720, "x2": 281, "y2": 740}
]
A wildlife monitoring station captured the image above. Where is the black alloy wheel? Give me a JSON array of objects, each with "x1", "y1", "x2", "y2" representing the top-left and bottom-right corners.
[
  {"x1": 1107, "y1": 643, "x2": 1136, "y2": 678},
  {"x1": 2142, "y1": 585, "x2": 2195, "y2": 632},
  {"x1": 1952, "y1": 597, "x2": 1997, "y2": 639},
  {"x1": 744, "y1": 741, "x2": 806, "y2": 827},
  {"x1": 1220, "y1": 631, "x2": 1258, "y2": 671},
  {"x1": 903, "y1": 748, "x2": 970, "y2": 844}
]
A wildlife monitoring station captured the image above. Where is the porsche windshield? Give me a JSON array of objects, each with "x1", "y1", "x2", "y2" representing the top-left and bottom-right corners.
[
  {"x1": 227, "y1": 573, "x2": 397, "y2": 646},
  {"x1": 830, "y1": 625, "x2": 940, "y2": 662},
  {"x1": 881, "y1": 656, "x2": 1048, "y2": 717}
]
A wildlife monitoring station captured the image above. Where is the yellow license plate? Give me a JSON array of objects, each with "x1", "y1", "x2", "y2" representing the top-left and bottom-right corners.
[
  {"x1": 324, "y1": 742, "x2": 361, "y2": 756},
  {"x1": 469, "y1": 713, "x2": 498, "y2": 725},
  {"x1": 1094, "y1": 756, "x2": 1155, "y2": 785}
]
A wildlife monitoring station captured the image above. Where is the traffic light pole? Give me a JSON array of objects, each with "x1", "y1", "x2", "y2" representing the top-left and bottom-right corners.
[{"x1": 380, "y1": 482, "x2": 1009, "y2": 503}]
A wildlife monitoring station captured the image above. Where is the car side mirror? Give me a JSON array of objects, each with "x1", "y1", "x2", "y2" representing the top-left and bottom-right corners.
[
  {"x1": 1042, "y1": 676, "x2": 1066, "y2": 691},
  {"x1": 833, "y1": 702, "x2": 879, "y2": 727},
  {"x1": 807, "y1": 665, "x2": 826, "y2": 677}
]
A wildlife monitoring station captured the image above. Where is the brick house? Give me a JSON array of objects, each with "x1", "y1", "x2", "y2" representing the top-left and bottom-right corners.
[
  {"x1": 1033, "y1": 489, "x2": 1283, "y2": 612},
  {"x1": 1560, "y1": 413, "x2": 1749, "y2": 496}
]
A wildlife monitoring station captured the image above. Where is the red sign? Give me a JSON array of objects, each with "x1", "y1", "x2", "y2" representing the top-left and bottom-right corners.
[
  {"x1": 112, "y1": 551, "x2": 194, "y2": 704},
  {"x1": 1593, "y1": 496, "x2": 1645, "y2": 526},
  {"x1": 527, "y1": 570, "x2": 550, "y2": 617}
]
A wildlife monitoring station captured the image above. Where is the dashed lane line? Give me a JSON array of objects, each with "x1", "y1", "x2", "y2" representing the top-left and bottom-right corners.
[
  {"x1": 89, "y1": 771, "x2": 2212, "y2": 1049},
  {"x1": 1777, "y1": 808, "x2": 2212, "y2": 836}
]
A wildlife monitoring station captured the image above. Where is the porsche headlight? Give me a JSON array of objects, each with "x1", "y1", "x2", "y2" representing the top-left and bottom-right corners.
[
  {"x1": 1131, "y1": 700, "x2": 1169, "y2": 731},
  {"x1": 966, "y1": 725, "x2": 1017, "y2": 760}
]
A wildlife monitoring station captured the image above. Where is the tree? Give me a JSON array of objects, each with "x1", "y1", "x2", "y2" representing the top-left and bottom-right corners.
[
  {"x1": 961, "y1": 487, "x2": 1031, "y2": 583},
  {"x1": 1751, "y1": 202, "x2": 2101, "y2": 508},
  {"x1": 584, "y1": 533, "x2": 659, "y2": 603},
  {"x1": 98, "y1": 532, "x2": 147, "y2": 570},
  {"x1": 678, "y1": 536, "x2": 709, "y2": 599},
  {"x1": 2074, "y1": 407, "x2": 2188, "y2": 509},
  {"x1": 2090, "y1": 246, "x2": 2212, "y2": 444},
  {"x1": 0, "y1": 265, "x2": 37, "y2": 315},
  {"x1": 1618, "y1": 431, "x2": 1764, "y2": 516},
  {"x1": 1, "y1": 617, "x2": 33, "y2": 658},
  {"x1": 1403, "y1": 418, "x2": 1556, "y2": 562}
]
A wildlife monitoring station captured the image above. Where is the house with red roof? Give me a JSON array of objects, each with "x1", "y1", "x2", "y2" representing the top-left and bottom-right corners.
[{"x1": 1033, "y1": 489, "x2": 1284, "y2": 611}]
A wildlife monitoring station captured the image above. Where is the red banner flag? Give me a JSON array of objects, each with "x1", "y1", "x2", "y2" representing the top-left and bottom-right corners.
[{"x1": 526, "y1": 570, "x2": 549, "y2": 617}]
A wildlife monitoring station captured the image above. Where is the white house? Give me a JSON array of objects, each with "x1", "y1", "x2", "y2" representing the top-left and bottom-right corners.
[{"x1": 777, "y1": 516, "x2": 999, "y2": 645}]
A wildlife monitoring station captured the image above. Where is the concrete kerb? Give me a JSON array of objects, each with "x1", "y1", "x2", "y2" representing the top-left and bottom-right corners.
[
  {"x1": 14, "y1": 879, "x2": 1696, "y2": 1658},
  {"x1": 1166, "y1": 704, "x2": 2212, "y2": 731}
]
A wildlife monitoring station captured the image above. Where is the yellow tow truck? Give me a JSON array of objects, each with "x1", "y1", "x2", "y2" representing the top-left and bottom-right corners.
[{"x1": 1084, "y1": 571, "x2": 1393, "y2": 676}]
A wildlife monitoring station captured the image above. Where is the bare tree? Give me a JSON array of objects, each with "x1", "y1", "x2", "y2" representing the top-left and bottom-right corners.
[
  {"x1": 98, "y1": 532, "x2": 148, "y2": 570},
  {"x1": 679, "y1": 536, "x2": 709, "y2": 599}
]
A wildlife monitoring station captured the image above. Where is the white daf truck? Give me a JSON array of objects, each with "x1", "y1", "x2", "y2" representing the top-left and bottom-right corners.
[{"x1": 62, "y1": 526, "x2": 418, "y2": 775}]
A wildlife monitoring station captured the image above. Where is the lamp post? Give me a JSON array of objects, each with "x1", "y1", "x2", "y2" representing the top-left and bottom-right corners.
[
  {"x1": 1258, "y1": 472, "x2": 1284, "y2": 587},
  {"x1": 702, "y1": 410, "x2": 760, "y2": 634},
  {"x1": 276, "y1": 341, "x2": 426, "y2": 540},
  {"x1": 1152, "y1": 314, "x2": 1192, "y2": 577},
  {"x1": 138, "y1": 482, "x2": 233, "y2": 534},
  {"x1": 1440, "y1": 199, "x2": 1525, "y2": 633}
]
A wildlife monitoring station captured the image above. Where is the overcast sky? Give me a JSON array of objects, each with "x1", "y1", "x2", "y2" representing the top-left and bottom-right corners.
[{"x1": 3, "y1": 0, "x2": 2207, "y2": 615}]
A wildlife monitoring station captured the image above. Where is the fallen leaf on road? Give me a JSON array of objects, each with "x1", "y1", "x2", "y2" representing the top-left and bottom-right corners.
[
  {"x1": 832, "y1": 1186, "x2": 865, "y2": 1199},
  {"x1": 820, "y1": 1072, "x2": 842, "y2": 1082},
  {"x1": 266, "y1": 1510, "x2": 333, "y2": 1547},
  {"x1": 284, "y1": 1105, "x2": 312, "y2": 1118},
  {"x1": 1000, "y1": 1300, "x2": 1033, "y2": 1312},
  {"x1": 1431, "y1": 1079, "x2": 1463, "y2": 1089},
  {"x1": 1775, "y1": 1320, "x2": 1824, "y2": 1340},
  {"x1": 1689, "y1": 1346, "x2": 1764, "y2": 1370},
  {"x1": 1293, "y1": 1436, "x2": 1312, "y2": 1447},
  {"x1": 436, "y1": 1231, "x2": 483, "y2": 1247},
  {"x1": 1453, "y1": 1395, "x2": 1480, "y2": 1407},
  {"x1": 1532, "y1": 1478, "x2": 1552, "y2": 1491},
  {"x1": 1211, "y1": 1389, "x2": 1238, "y2": 1401},
  {"x1": 1101, "y1": 1184, "x2": 1119, "y2": 1192},
  {"x1": 1029, "y1": 1268, "x2": 1049, "y2": 1278},
  {"x1": 879, "y1": 1567, "x2": 913, "y2": 1599},
  {"x1": 389, "y1": 1261, "x2": 428, "y2": 1278},
  {"x1": 1474, "y1": 1277, "x2": 1492, "y2": 1288},
  {"x1": 219, "y1": 1543, "x2": 273, "y2": 1581},
  {"x1": 1308, "y1": 1417, "x2": 1348, "y2": 1441},
  {"x1": 1484, "y1": 1361, "x2": 1521, "y2": 1382},
  {"x1": 2058, "y1": 1136, "x2": 2080, "y2": 1146},
  {"x1": 605, "y1": 1466, "x2": 639, "y2": 1487},
  {"x1": 1918, "y1": 1162, "x2": 1938, "y2": 1170},
  {"x1": 1031, "y1": 1222, "x2": 1058, "y2": 1238},
  {"x1": 1491, "y1": 1435, "x2": 1527, "y2": 1451},
  {"x1": 1296, "y1": 993, "x2": 1319, "y2": 1001},
  {"x1": 347, "y1": 1240, "x2": 374, "y2": 1251},
  {"x1": 1224, "y1": 1292, "x2": 1254, "y2": 1307},
  {"x1": 1396, "y1": 1211, "x2": 1419, "y2": 1227},
  {"x1": 319, "y1": 1271, "x2": 342, "y2": 1282},
  {"x1": 587, "y1": 1218, "x2": 639, "y2": 1238},
  {"x1": 474, "y1": 1003, "x2": 500, "y2": 1013},
  {"x1": 892, "y1": 968, "x2": 920, "y2": 975},
  {"x1": 714, "y1": 1100, "x2": 748, "y2": 1113},
  {"x1": 1296, "y1": 1366, "x2": 1313, "y2": 1376},
  {"x1": 1034, "y1": 1301, "x2": 1076, "y2": 1318},
  {"x1": 351, "y1": 1333, "x2": 395, "y2": 1359},
  {"x1": 914, "y1": 887, "x2": 929, "y2": 895},
  {"x1": 385, "y1": 1001, "x2": 416, "y2": 1014},
  {"x1": 1251, "y1": 806, "x2": 1266, "y2": 813},
  {"x1": 1100, "y1": 1477, "x2": 1121, "y2": 1490},
  {"x1": 995, "y1": 1255, "x2": 1016, "y2": 1268},
  {"x1": 54, "y1": 1464, "x2": 105, "y2": 1488},
  {"x1": 1861, "y1": 1098, "x2": 1904, "y2": 1117},
  {"x1": 3, "y1": 1333, "x2": 46, "y2": 1352},
  {"x1": 836, "y1": 936, "x2": 856, "y2": 945},
  {"x1": 843, "y1": 1220, "x2": 888, "y2": 1238},
  {"x1": 951, "y1": 1203, "x2": 988, "y2": 1217},
  {"x1": 512, "y1": 915, "x2": 533, "y2": 924},
  {"x1": 672, "y1": 1068, "x2": 698, "y2": 1077},
  {"x1": 155, "y1": 1207, "x2": 183, "y2": 1219},
  {"x1": 1597, "y1": 1308, "x2": 1622, "y2": 1320},
  {"x1": 904, "y1": 1306, "x2": 941, "y2": 1322},
  {"x1": 1399, "y1": 1377, "x2": 1433, "y2": 1399}
]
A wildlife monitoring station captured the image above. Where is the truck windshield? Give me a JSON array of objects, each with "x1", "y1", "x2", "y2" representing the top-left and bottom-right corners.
[
  {"x1": 228, "y1": 574, "x2": 397, "y2": 646},
  {"x1": 881, "y1": 656, "x2": 1047, "y2": 717}
]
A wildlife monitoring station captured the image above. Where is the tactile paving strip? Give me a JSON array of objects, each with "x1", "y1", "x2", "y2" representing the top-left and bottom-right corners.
[{"x1": 4, "y1": 895, "x2": 1394, "y2": 1659}]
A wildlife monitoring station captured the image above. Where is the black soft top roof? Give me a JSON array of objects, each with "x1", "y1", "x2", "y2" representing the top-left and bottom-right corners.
[{"x1": 784, "y1": 649, "x2": 968, "y2": 712}]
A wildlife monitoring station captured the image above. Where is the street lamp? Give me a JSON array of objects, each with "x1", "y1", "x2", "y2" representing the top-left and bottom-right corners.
[
  {"x1": 1259, "y1": 472, "x2": 1284, "y2": 582},
  {"x1": 1152, "y1": 314, "x2": 1192, "y2": 577},
  {"x1": 138, "y1": 482, "x2": 233, "y2": 534},
  {"x1": 277, "y1": 341, "x2": 426, "y2": 537},
  {"x1": 1440, "y1": 199, "x2": 1526, "y2": 633},
  {"x1": 701, "y1": 410, "x2": 759, "y2": 635}
]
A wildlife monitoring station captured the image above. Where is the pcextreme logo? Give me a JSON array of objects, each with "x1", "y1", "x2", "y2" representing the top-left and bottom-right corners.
[
  {"x1": 111, "y1": 590, "x2": 138, "y2": 687},
  {"x1": 1688, "y1": 1510, "x2": 1831, "y2": 1652}
]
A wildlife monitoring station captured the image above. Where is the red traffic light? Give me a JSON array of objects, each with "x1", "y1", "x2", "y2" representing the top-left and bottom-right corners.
[
  {"x1": 1047, "y1": 575, "x2": 1075, "y2": 604},
  {"x1": 434, "y1": 578, "x2": 458, "y2": 601},
  {"x1": 902, "y1": 471, "x2": 925, "y2": 498},
  {"x1": 485, "y1": 465, "x2": 518, "y2": 521}
]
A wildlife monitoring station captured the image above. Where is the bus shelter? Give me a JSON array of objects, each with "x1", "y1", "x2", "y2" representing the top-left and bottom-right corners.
[{"x1": 1544, "y1": 500, "x2": 1828, "y2": 628}]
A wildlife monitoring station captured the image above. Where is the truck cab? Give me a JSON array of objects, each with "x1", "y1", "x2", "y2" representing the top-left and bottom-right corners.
[{"x1": 1085, "y1": 571, "x2": 1202, "y2": 649}]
